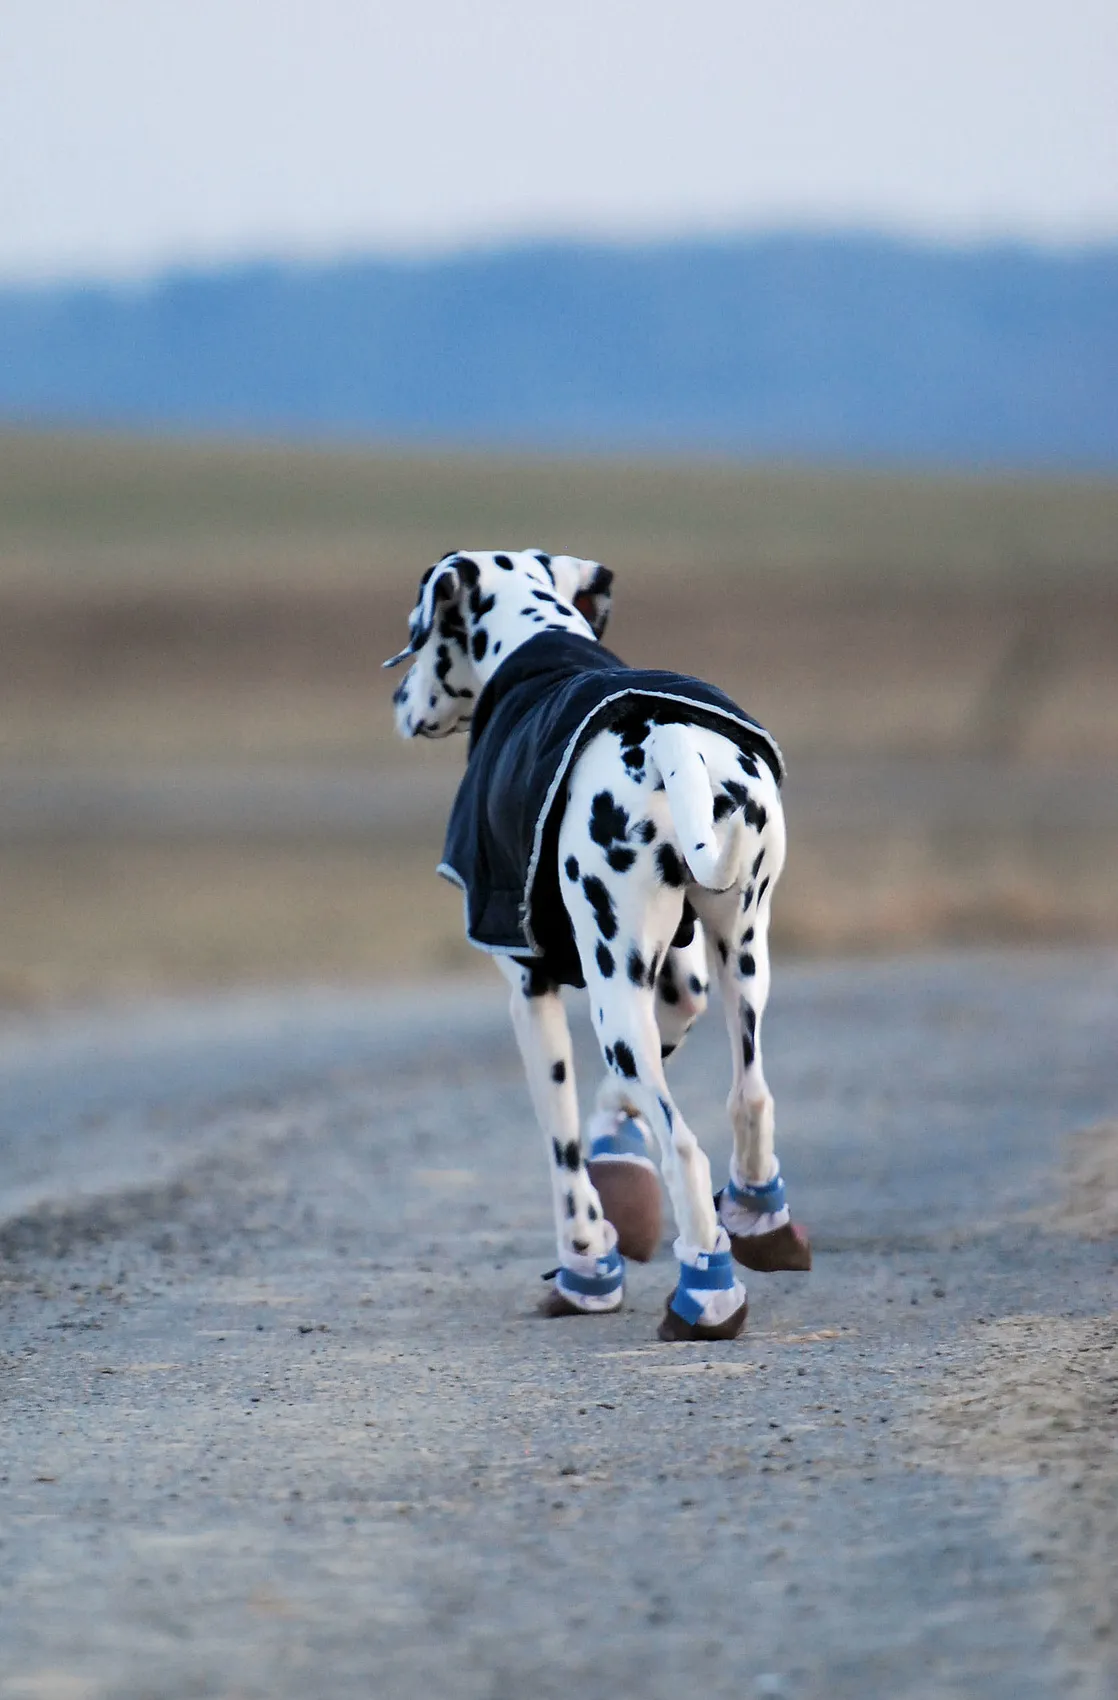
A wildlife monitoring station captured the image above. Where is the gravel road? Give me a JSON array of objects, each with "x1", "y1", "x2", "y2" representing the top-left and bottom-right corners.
[{"x1": 1, "y1": 952, "x2": 1115, "y2": 1700}]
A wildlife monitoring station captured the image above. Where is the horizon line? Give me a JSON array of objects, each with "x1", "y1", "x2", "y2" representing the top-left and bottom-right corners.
[{"x1": 4, "y1": 219, "x2": 1118, "y2": 295}]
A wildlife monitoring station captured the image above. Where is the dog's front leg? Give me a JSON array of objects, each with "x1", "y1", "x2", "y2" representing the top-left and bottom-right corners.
[{"x1": 496, "y1": 959, "x2": 624, "y2": 1316}]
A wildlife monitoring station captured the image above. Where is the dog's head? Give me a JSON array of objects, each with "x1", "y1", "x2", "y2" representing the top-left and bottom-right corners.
[{"x1": 386, "y1": 549, "x2": 613, "y2": 738}]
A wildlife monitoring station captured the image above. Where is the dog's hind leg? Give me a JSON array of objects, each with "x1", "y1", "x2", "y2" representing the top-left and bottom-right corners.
[
  {"x1": 581, "y1": 911, "x2": 708, "y2": 1263},
  {"x1": 590, "y1": 986, "x2": 747, "y2": 1341},
  {"x1": 654, "y1": 920, "x2": 710, "y2": 1062},
  {"x1": 572, "y1": 938, "x2": 747, "y2": 1341},
  {"x1": 496, "y1": 958, "x2": 624, "y2": 1316},
  {"x1": 692, "y1": 842, "x2": 812, "y2": 1275}
]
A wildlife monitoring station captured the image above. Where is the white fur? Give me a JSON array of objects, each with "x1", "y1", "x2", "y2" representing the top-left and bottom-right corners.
[{"x1": 389, "y1": 550, "x2": 792, "y2": 1326}]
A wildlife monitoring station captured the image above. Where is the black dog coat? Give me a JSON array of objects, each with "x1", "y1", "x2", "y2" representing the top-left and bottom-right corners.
[{"x1": 439, "y1": 631, "x2": 784, "y2": 988}]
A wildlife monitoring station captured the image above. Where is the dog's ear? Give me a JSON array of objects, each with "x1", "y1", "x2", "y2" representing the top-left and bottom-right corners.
[
  {"x1": 382, "y1": 556, "x2": 463, "y2": 669},
  {"x1": 550, "y1": 556, "x2": 614, "y2": 639}
]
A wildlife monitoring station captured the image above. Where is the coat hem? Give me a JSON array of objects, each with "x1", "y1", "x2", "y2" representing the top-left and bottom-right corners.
[{"x1": 436, "y1": 861, "x2": 543, "y2": 958}]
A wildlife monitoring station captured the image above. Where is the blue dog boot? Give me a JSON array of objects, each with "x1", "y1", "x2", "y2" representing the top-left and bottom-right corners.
[
  {"x1": 586, "y1": 1113, "x2": 663, "y2": 1263},
  {"x1": 716, "y1": 1163, "x2": 812, "y2": 1273},
  {"x1": 658, "y1": 1231, "x2": 748, "y2": 1341},
  {"x1": 540, "y1": 1240, "x2": 626, "y2": 1317}
]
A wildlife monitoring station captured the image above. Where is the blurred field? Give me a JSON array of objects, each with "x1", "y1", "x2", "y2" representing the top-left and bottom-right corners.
[{"x1": 1, "y1": 428, "x2": 1116, "y2": 1005}]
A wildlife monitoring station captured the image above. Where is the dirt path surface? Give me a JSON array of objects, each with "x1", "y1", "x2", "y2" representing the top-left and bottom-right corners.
[{"x1": 1, "y1": 953, "x2": 1116, "y2": 1700}]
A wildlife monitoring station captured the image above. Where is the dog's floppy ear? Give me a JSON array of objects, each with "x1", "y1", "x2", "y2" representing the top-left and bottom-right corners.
[
  {"x1": 550, "y1": 556, "x2": 614, "y2": 639},
  {"x1": 382, "y1": 557, "x2": 462, "y2": 669}
]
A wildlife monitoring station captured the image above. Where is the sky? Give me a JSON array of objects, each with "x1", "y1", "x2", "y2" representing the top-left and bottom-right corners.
[{"x1": 2, "y1": 0, "x2": 1116, "y2": 284}]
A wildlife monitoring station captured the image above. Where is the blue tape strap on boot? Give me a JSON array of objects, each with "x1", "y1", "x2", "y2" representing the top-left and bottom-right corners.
[
  {"x1": 677, "y1": 1250, "x2": 736, "y2": 1291},
  {"x1": 669, "y1": 1245, "x2": 736, "y2": 1323},
  {"x1": 726, "y1": 1166, "x2": 786, "y2": 1215},
  {"x1": 589, "y1": 1116, "x2": 649, "y2": 1162},
  {"x1": 555, "y1": 1247, "x2": 625, "y2": 1301},
  {"x1": 669, "y1": 1285, "x2": 708, "y2": 1326}
]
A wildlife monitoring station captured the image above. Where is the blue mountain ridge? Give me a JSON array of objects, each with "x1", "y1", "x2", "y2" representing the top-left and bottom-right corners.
[{"x1": 1, "y1": 233, "x2": 1115, "y2": 466}]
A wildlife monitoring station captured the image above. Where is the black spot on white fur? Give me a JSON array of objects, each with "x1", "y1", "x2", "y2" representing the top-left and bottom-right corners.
[
  {"x1": 596, "y1": 942, "x2": 615, "y2": 978},
  {"x1": 656, "y1": 844, "x2": 687, "y2": 888},
  {"x1": 615, "y1": 709, "x2": 650, "y2": 748},
  {"x1": 589, "y1": 792, "x2": 629, "y2": 849},
  {"x1": 582, "y1": 875, "x2": 618, "y2": 940},
  {"x1": 672, "y1": 899, "x2": 697, "y2": 948},
  {"x1": 551, "y1": 1060, "x2": 567, "y2": 1084},
  {"x1": 627, "y1": 947, "x2": 646, "y2": 986},
  {"x1": 741, "y1": 1004, "x2": 757, "y2": 1067},
  {"x1": 613, "y1": 1040, "x2": 637, "y2": 1079},
  {"x1": 565, "y1": 855, "x2": 580, "y2": 881},
  {"x1": 721, "y1": 779, "x2": 767, "y2": 831},
  {"x1": 471, "y1": 629, "x2": 488, "y2": 662}
]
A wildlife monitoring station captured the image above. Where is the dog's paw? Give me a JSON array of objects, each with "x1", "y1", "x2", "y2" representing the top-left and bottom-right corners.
[
  {"x1": 727, "y1": 1220, "x2": 812, "y2": 1272},
  {"x1": 586, "y1": 1114, "x2": 662, "y2": 1262},
  {"x1": 716, "y1": 1165, "x2": 812, "y2": 1272},
  {"x1": 540, "y1": 1245, "x2": 625, "y2": 1316},
  {"x1": 657, "y1": 1233, "x2": 748, "y2": 1341},
  {"x1": 657, "y1": 1292, "x2": 748, "y2": 1342}
]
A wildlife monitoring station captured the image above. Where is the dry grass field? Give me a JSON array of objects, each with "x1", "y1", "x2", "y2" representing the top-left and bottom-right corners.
[{"x1": 2, "y1": 429, "x2": 1116, "y2": 1005}]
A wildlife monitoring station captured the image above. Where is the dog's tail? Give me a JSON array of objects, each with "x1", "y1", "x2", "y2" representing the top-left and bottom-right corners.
[{"x1": 647, "y1": 723, "x2": 747, "y2": 891}]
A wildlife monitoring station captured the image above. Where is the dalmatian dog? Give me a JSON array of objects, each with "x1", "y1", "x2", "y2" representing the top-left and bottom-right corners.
[{"x1": 387, "y1": 550, "x2": 811, "y2": 1341}]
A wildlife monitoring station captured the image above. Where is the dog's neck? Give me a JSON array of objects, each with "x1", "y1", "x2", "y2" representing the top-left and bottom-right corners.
[{"x1": 462, "y1": 583, "x2": 597, "y2": 689}]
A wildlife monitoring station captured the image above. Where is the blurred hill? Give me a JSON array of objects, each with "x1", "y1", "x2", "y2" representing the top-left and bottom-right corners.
[{"x1": 1, "y1": 235, "x2": 1116, "y2": 466}]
